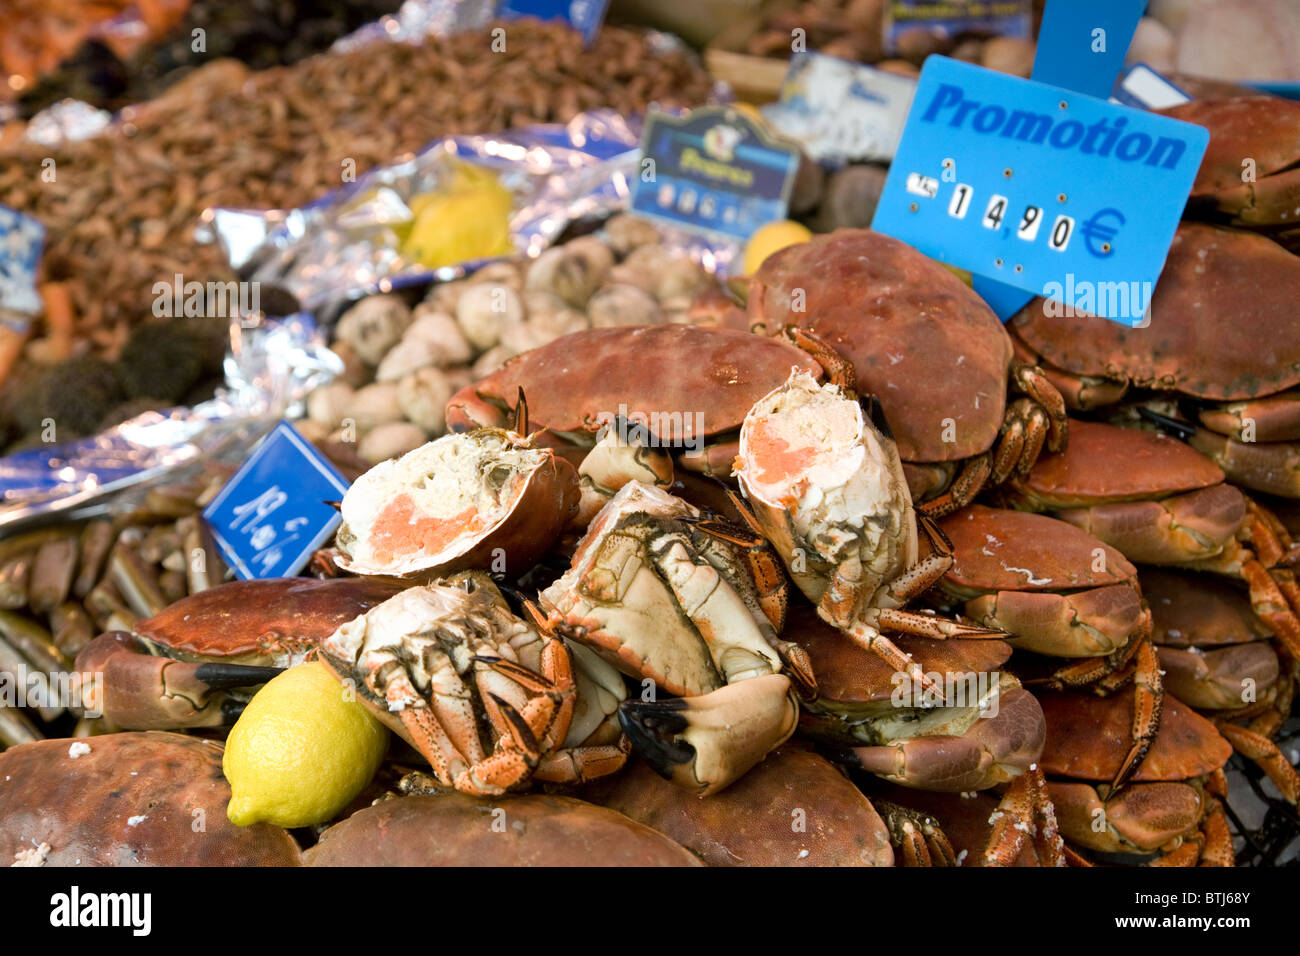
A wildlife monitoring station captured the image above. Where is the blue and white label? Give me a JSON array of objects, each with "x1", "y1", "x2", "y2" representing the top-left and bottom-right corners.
[
  {"x1": 631, "y1": 107, "x2": 801, "y2": 242},
  {"x1": 0, "y1": 205, "x2": 45, "y2": 327},
  {"x1": 202, "y1": 421, "x2": 350, "y2": 580},
  {"x1": 1112, "y1": 63, "x2": 1192, "y2": 111},
  {"x1": 765, "y1": 53, "x2": 917, "y2": 164},
  {"x1": 498, "y1": 0, "x2": 609, "y2": 45},
  {"x1": 872, "y1": 57, "x2": 1208, "y2": 325}
]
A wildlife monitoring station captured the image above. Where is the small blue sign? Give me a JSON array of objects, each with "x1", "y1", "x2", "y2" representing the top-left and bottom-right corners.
[
  {"x1": 202, "y1": 421, "x2": 350, "y2": 580},
  {"x1": 872, "y1": 57, "x2": 1208, "y2": 326},
  {"x1": 630, "y1": 107, "x2": 801, "y2": 242},
  {"x1": 499, "y1": 0, "x2": 609, "y2": 45},
  {"x1": 0, "y1": 204, "x2": 45, "y2": 329},
  {"x1": 886, "y1": 0, "x2": 1031, "y2": 54},
  {"x1": 1032, "y1": 0, "x2": 1147, "y2": 100}
]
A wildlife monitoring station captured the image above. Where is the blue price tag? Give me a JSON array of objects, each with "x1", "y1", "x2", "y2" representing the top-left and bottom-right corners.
[
  {"x1": 1032, "y1": 0, "x2": 1147, "y2": 100},
  {"x1": 0, "y1": 204, "x2": 45, "y2": 328},
  {"x1": 498, "y1": 0, "x2": 608, "y2": 45},
  {"x1": 202, "y1": 421, "x2": 351, "y2": 580},
  {"x1": 975, "y1": 0, "x2": 1148, "y2": 319},
  {"x1": 630, "y1": 107, "x2": 801, "y2": 242},
  {"x1": 872, "y1": 57, "x2": 1208, "y2": 326}
]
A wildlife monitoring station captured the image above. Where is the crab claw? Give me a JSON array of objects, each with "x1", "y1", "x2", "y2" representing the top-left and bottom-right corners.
[
  {"x1": 619, "y1": 673, "x2": 798, "y2": 797},
  {"x1": 845, "y1": 686, "x2": 1046, "y2": 792},
  {"x1": 75, "y1": 631, "x2": 283, "y2": 729}
]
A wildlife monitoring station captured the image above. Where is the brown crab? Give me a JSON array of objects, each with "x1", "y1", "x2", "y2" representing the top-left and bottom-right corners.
[
  {"x1": 1142, "y1": 567, "x2": 1300, "y2": 805},
  {"x1": 318, "y1": 573, "x2": 628, "y2": 797},
  {"x1": 538, "y1": 480, "x2": 808, "y2": 796},
  {"x1": 1010, "y1": 224, "x2": 1300, "y2": 498},
  {"x1": 781, "y1": 603, "x2": 1058, "y2": 867},
  {"x1": 1038, "y1": 688, "x2": 1235, "y2": 866},
  {"x1": 333, "y1": 422, "x2": 579, "y2": 581},
  {"x1": 732, "y1": 368, "x2": 1004, "y2": 701},
  {"x1": 586, "y1": 744, "x2": 895, "y2": 866},
  {"x1": 444, "y1": 324, "x2": 823, "y2": 478},
  {"x1": 304, "y1": 793, "x2": 702, "y2": 866},
  {"x1": 0, "y1": 732, "x2": 302, "y2": 866},
  {"x1": 1158, "y1": 96, "x2": 1300, "y2": 230},
  {"x1": 74, "y1": 577, "x2": 402, "y2": 730},
  {"x1": 938, "y1": 505, "x2": 1161, "y2": 789},
  {"x1": 1004, "y1": 419, "x2": 1300, "y2": 658},
  {"x1": 740, "y1": 228, "x2": 1069, "y2": 515}
]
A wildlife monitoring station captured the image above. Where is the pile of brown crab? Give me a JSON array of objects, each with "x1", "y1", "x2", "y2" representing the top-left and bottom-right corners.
[{"x1": 4, "y1": 93, "x2": 1300, "y2": 868}]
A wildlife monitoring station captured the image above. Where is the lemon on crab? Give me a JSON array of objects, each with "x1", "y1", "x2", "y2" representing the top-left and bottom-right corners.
[
  {"x1": 224, "y1": 660, "x2": 388, "y2": 829},
  {"x1": 743, "y1": 219, "x2": 813, "y2": 276}
]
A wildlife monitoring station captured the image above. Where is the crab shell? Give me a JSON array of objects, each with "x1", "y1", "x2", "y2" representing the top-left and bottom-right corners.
[
  {"x1": 1141, "y1": 568, "x2": 1273, "y2": 648},
  {"x1": 1038, "y1": 689, "x2": 1232, "y2": 783},
  {"x1": 119, "y1": 577, "x2": 405, "y2": 664},
  {"x1": 785, "y1": 608, "x2": 1042, "y2": 793},
  {"x1": 0, "y1": 733, "x2": 301, "y2": 866},
  {"x1": 304, "y1": 793, "x2": 702, "y2": 866},
  {"x1": 333, "y1": 431, "x2": 579, "y2": 581},
  {"x1": 1011, "y1": 224, "x2": 1300, "y2": 402},
  {"x1": 1159, "y1": 96, "x2": 1300, "y2": 225},
  {"x1": 586, "y1": 746, "x2": 895, "y2": 867},
  {"x1": 745, "y1": 229, "x2": 1014, "y2": 463},
  {"x1": 444, "y1": 324, "x2": 822, "y2": 445},
  {"x1": 1006, "y1": 420, "x2": 1243, "y2": 563},
  {"x1": 1141, "y1": 568, "x2": 1279, "y2": 710},
  {"x1": 940, "y1": 506, "x2": 1143, "y2": 658},
  {"x1": 786, "y1": 603, "x2": 1012, "y2": 706}
]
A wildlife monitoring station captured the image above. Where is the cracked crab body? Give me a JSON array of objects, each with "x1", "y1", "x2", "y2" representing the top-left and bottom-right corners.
[
  {"x1": 333, "y1": 428, "x2": 578, "y2": 581},
  {"x1": 319, "y1": 574, "x2": 627, "y2": 796},
  {"x1": 540, "y1": 481, "x2": 802, "y2": 796}
]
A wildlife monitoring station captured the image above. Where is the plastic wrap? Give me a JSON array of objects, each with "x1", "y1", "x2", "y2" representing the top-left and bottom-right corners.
[
  {"x1": 0, "y1": 313, "x2": 340, "y2": 530},
  {"x1": 204, "y1": 109, "x2": 646, "y2": 311}
]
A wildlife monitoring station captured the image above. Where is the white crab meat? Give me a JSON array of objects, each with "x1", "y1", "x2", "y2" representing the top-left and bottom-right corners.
[
  {"x1": 735, "y1": 369, "x2": 917, "y2": 603},
  {"x1": 335, "y1": 430, "x2": 550, "y2": 576}
]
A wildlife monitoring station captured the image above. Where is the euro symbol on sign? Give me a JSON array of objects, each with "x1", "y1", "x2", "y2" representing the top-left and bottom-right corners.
[{"x1": 1082, "y1": 208, "x2": 1125, "y2": 258}]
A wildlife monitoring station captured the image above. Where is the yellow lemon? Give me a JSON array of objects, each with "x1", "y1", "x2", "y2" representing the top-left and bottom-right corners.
[
  {"x1": 401, "y1": 160, "x2": 515, "y2": 268},
  {"x1": 743, "y1": 219, "x2": 813, "y2": 275},
  {"x1": 223, "y1": 661, "x2": 388, "y2": 828}
]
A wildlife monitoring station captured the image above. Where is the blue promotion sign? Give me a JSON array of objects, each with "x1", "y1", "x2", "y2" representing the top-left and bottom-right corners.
[
  {"x1": 202, "y1": 421, "x2": 350, "y2": 580},
  {"x1": 630, "y1": 107, "x2": 801, "y2": 242},
  {"x1": 872, "y1": 57, "x2": 1208, "y2": 326},
  {"x1": 975, "y1": 0, "x2": 1148, "y2": 319},
  {"x1": 0, "y1": 204, "x2": 45, "y2": 329},
  {"x1": 498, "y1": 0, "x2": 609, "y2": 45}
]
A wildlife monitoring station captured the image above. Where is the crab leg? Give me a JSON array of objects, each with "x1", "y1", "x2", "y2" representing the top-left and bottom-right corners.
[
  {"x1": 982, "y1": 767, "x2": 1066, "y2": 867},
  {"x1": 876, "y1": 608, "x2": 1005, "y2": 640},
  {"x1": 534, "y1": 740, "x2": 630, "y2": 783},
  {"x1": 1108, "y1": 640, "x2": 1164, "y2": 792},
  {"x1": 647, "y1": 531, "x2": 784, "y2": 685},
  {"x1": 877, "y1": 802, "x2": 959, "y2": 867},
  {"x1": 1216, "y1": 721, "x2": 1300, "y2": 805},
  {"x1": 452, "y1": 697, "x2": 540, "y2": 796},
  {"x1": 918, "y1": 455, "x2": 993, "y2": 519},
  {"x1": 689, "y1": 489, "x2": 791, "y2": 632}
]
